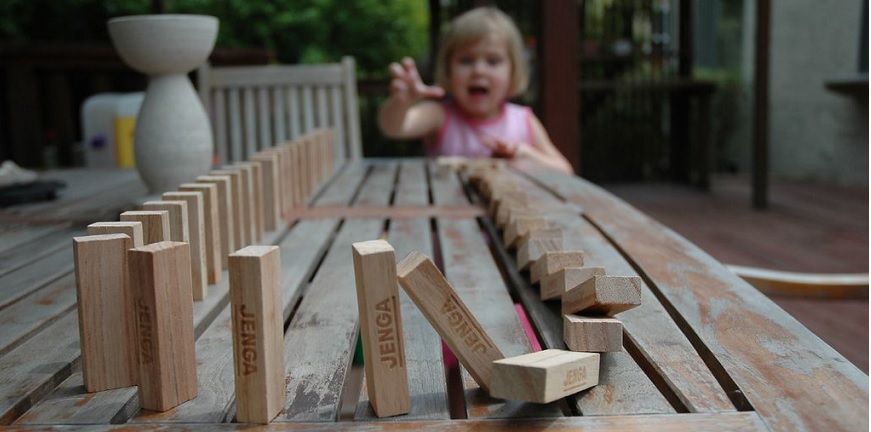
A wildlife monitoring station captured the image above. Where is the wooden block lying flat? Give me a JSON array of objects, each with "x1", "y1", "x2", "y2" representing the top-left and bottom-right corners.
[
  {"x1": 142, "y1": 200, "x2": 189, "y2": 243},
  {"x1": 396, "y1": 251, "x2": 504, "y2": 392},
  {"x1": 196, "y1": 175, "x2": 235, "y2": 268},
  {"x1": 530, "y1": 250, "x2": 585, "y2": 284},
  {"x1": 73, "y1": 234, "x2": 138, "y2": 392},
  {"x1": 562, "y1": 275, "x2": 643, "y2": 316},
  {"x1": 163, "y1": 192, "x2": 208, "y2": 300},
  {"x1": 120, "y1": 210, "x2": 169, "y2": 245},
  {"x1": 516, "y1": 228, "x2": 563, "y2": 271},
  {"x1": 352, "y1": 240, "x2": 410, "y2": 418},
  {"x1": 87, "y1": 221, "x2": 144, "y2": 248},
  {"x1": 128, "y1": 241, "x2": 197, "y2": 412},
  {"x1": 229, "y1": 246, "x2": 285, "y2": 424},
  {"x1": 490, "y1": 349, "x2": 600, "y2": 403},
  {"x1": 179, "y1": 183, "x2": 222, "y2": 281},
  {"x1": 564, "y1": 315, "x2": 623, "y2": 353},
  {"x1": 540, "y1": 266, "x2": 606, "y2": 301}
]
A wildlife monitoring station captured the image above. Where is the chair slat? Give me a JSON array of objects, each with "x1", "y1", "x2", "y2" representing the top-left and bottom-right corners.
[
  {"x1": 228, "y1": 88, "x2": 243, "y2": 163},
  {"x1": 258, "y1": 86, "x2": 271, "y2": 150},
  {"x1": 243, "y1": 87, "x2": 256, "y2": 159},
  {"x1": 272, "y1": 87, "x2": 286, "y2": 144}
]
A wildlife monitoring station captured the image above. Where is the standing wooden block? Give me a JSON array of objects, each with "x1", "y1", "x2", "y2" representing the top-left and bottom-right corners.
[
  {"x1": 279, "y1": 144, "x2": 293, "y2": 211},
  {"x1": 564, "y1": 315, "x2": 623, "y2": 353},
  {"x1": 503, "y1": 216, "x2": 548, "y2": 250},
  {"x1": 120, "y1": 210, "x2": 169, "y2": 245},
  {"x1": 128, "y1": 241, "x2": 197, "y2": 412},
  {"x1": 530, "y1": 250, "x2": 585, "y2": 284},
  {"x1": 72, "y1": 234, "x2": 138, "y2": 392},
  {"x1": 229, "y1": 164, "x2": 258, "y2": 244},
  {"x1": 352, "y1": 240, "x2": 410, "y2": 418},
  {"x1": 163, "y1": 191, "x2": 208, "y2": 300},
  {"x1": 540, "y1": 266, "x2": 606, "y2": 301},
  {"x1": 197, "y1": 175, "x2": 236, "y2": 265},
  {"x1": 490, "y1": 349, "x2": 600, "y2": 403},
  {"x1": 562, "y1": 275, "x2": 643, "y2": 316},
  {"x1": 396, "y1": 251, "x2": 504, "y2": 392},
  {"x1": 290, "y1": 143, "x2": 304, "y2": 206},
  {"x1": 179, "y1": 182, "x2": 222, "y2": 281},
  {"x1": 213, "y1": 168, "x2": 248, "y2": 248},
  {"x1": 516, "y1": 228, "x2": 563, "y2": 271},
  {"x1": 87, "y1": 221, "x2": 144, "y2": 248},
  {"x1": 142, "y1": 200, "x2": 189, "y2": 243},
  {"x1": 238, "y1": 162, "x2": 264, "y2": 242},
  {"x1": 229, "y1": 246, "x2": 285, "y2": 424},
  {"x1": 251, "y1": 152, "x2": 281, "y2": 231}
]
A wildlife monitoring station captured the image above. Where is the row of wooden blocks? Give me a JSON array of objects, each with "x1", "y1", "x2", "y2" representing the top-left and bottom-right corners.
[
  {"x1": 467, "y1": 164, "x2": 643, "y2": 354},
  {"x1": 353, "y1": 240, "x2": 601, "y2": 418},
  {"x1": 71, "y1": 130, "x2": 336, "y2": 421}
]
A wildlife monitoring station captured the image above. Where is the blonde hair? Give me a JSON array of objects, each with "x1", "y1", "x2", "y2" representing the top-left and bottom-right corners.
[{"x1": 435, "y1": 7, "x2": 529, "y2": 98}]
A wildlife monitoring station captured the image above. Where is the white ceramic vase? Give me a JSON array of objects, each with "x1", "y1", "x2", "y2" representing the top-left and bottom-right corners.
[{"x1": 108, "y1": 14, "x2": 218, "y2": 194}]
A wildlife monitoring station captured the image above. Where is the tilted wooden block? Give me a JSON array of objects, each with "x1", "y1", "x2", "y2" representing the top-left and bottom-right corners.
[
  {"x1": 490, "y1": 349, "x2": 600, "y2": 403},
  {"x1": 213, "y1": 168, "x2": 248, "y2": 248},
  {"x1": 120, "y1": 210, "x2": 169, "y2": 245},
  {"x1": 352, "y1": 240, "x2": 410, "y2": 418},
  {"x1": 516, "y1": 228, "x2": 563, "y2": 271},
  {"x1": 496, "y1": 202, "x2": 537, "y2": 230},
  {"x1": 197, "y1": 175, "x2": 236, "y2": 266},
  {"x1": 73, "y1": 233, "x2": 138, "y2": 392},
  {"x1": 142, "y1": 200, "x2": 189, "y2": 243},
  {"x1": 396, "y1": 251, "x2": 504, "y2": 392},
  {"x1": 179, "y1": 183, "x2": 222, "y2": 281},
  {"x1": 128, "y1": 241, "x2": 197, "y2": 412},
  {"x1": 87, "y1": 221, "x2": 144, "y2": 248},
  {"x1": 250, "y1": 152, "x2": 281, "y2": 231},
  {"x1": 564, "y1": 315, "x2": 623, "y2": 353},
  {"x1": 229, "y1": 246, "x2": 285, "y2": 424},
  {"x1": 503, "y1": 216, "x2": 549, "y2": 250},
  {"x1": 529, "y1": 250, "x2": 585, "y2": 284},
  {"x1": 163, "y1": 192, "x2": 208, "y2": 300},
  {"x1": 540, "y1": 266, "x2": 606, "y2": 301},
  {"x1": 562, "y1": 275, "x2": 643, "y2": 316}
]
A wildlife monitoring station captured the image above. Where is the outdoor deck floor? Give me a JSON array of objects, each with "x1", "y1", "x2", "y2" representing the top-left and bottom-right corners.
[{"x1": 603, "y1": 174, "x2": 869, "y2": 373}]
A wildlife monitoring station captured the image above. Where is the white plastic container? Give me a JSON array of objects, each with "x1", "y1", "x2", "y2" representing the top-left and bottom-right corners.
[{"x1": 81, "y1": 92, "x2": 144, "y2": 168}]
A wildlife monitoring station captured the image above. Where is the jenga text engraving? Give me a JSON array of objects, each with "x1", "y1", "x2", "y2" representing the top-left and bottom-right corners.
[
  {"x1": 375, "y1": 297, "x2": 404, "y2": 368},
  {"x1": 441, "y1": 295, "x2": 493, "y2": 353},
  {"x1": 137, "y1": 299, "x2": 154, "y2": 364},
  {"x1": 237, "y1": 304, "x2": 258, "y2": 376},
  {"x1": 563, "y1": 365, "x2": 588, "y2": 391}
]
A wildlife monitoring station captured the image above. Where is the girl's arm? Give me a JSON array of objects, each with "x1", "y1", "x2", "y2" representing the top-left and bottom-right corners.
[
  {"x1": 378, "y1": 57, "x2": 445, "y2": 139},
  {"x1": 482, "y1": 114, "x2": 574, "y2": 174}
]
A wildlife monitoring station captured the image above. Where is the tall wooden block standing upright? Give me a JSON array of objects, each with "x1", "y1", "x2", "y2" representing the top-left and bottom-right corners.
[
  {"x1": 142, "y1": 200, "x2": 189, "y2": 243},
  {"x1": 396, "y1": 251, "x2": 504, "y2": 392},
  {"x1": 120, "y1": 210, "x2": 170, "y2": 245},
  {"x1": 251, "y1": 152, "x2": 281, "y2": 231},
  {"x1": 229, "y1": 246, "x2": 285, "y2": 424},
  {"x1": 352, "y1": 240, "x2": 410, "y2": 418},
  {"x1": 128, "y1": 241, "x2": 198, "y2": 412},
  {"x1": 179, "y1": 183, "x2": 222, "y2": 282},
  {"x1": 73, "y1": 234, "x2": 138, "y2": 392},
  {"x1": 229, "y1": 164, "x2": 258, "y2": 244},
  {"x1": 210, "y1": 169, "x2": 247, "y2": 248},
  {"x1": 196, "y1": 175, "x2": 235, "y2": 267},
  {"x1": 163, "y1": 192, "x2": 208, "y2": 300},
  {"x1": 87, "y1": 221, "x2": 144, "y2": 247}
]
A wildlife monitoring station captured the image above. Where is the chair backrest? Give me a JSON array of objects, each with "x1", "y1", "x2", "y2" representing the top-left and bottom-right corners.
[{"x1": 198, "y1": 56, "x2": 362, "y2": 165}]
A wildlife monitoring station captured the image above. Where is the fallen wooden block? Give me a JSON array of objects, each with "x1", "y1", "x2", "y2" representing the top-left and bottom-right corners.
[
  {"x1": 562, "y1": 275, "x2": 643, "y2": 316},
  {"x1": 516, "y1": 228, "x2": 563, "y2": 271},
  {"x1": 142, "y1": 200, "x2": 189, "y2": 243},
  {"x1": 490, "y1": 349, "x2": 600, "y2": 403},
  {"x1": 128, "y1": 241, "x2": 197, "y2": 412},
  {"x1": 396, "y1": 251, "x2": 504, "y2": 392},
  {"x1": 73, "y1": 233, "x2": 138, "y2": 392},
  {"x1": 229, "y1": 246, "x2": 285, "y2": 424},
  {"x1": 352, "y1": 240, "x2": 410, "y2": 418},
  {"x1": 120, "y1": 210, "x2": 169, "y2": 245},
  {"x1": 87, "y1": 221, "x2": 144, "y2": 248},
  {"x1": 179, "y1": 183, "x2": 222, "y2": 281},
  {"x1": 540, "y1": 266, "x2": 606, "y2": 301},
  {"x1": 503, "y1": 216, "x2": 548, "y2": 250},
  {"x1": 529, "y1": 250, "x2": 585, "y2": 284},
  {"x1": 163, "y1": 191, "x2": 208, "y2": 300},
  {"x1": 563, "y1": 315, "x2": 623, "y2": 353}
]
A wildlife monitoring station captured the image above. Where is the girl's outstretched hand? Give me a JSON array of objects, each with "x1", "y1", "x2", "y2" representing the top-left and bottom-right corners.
[
  {"x1": 388, "y1": 57, "x2": 445, "y2": 105},
  {"x1": 479, "y1": 134, "x2": 519, "y2": 158}
]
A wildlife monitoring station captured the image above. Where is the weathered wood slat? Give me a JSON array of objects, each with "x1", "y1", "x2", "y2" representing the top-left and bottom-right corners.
[
  {"x1": 521, "y1": 168, "x2": 870, "y2": 431},
  {"x1": 0, "y1": 223, "x2": 69, "y2": 258},
  {"x1": 0, "y1": 243, "x2": 76, "y2": 311},
  {"x1": 0, "y1": 272, "x2": 77, "y2": 357}
]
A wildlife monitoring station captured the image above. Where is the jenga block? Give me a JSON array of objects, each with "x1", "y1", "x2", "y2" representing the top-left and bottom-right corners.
[
  {"x1": 489, "y1": 189, "x2": 526, "y2": 217},
  {"x1": 540, "y1": 266, "x2": 606, "y2": 301},
  {"x1": 503, "y1": 216, "x2": 548, "y2": 249},
  {"x1": 87, "y1": 221, "x2": 144, "y2": 247},
  {"x1": 142, "y1": 200, "x2": 189, "y2": 243},
  {"x1": 179, "y1": 183, "x2": 222, "y2": 281},
  {"x1": 251, "y1": 152, "x2": 281, "y2": 231},
  {"x1": 290, "y1": 143, "x2": 303, "y2": 206},
  {"x1": 564, "y1": 315, "x2": 623, "y2": 353},
  {"x1": 352, "y1": 240, "x2": 410, "y2": 418},
  {"x1": 530, "y1": 250, "x2": 585, "y2": 284},
  {"x1": 246, "y1": 162, "x2": 264, "y2": 241},
  {"x1": 213, "y1": 168, "x2": 248, "y2": 248},
  {"x1": 72, "y1": 233, "x2": 138, "y2": 392},
  {"x1": 229, "y1": 246, "x2": 285, "y2": 423},
  {"x1": 496, "y1": 203, "x2": 536, "y2": 230},
  {"x1": 396, "y1": 251, "x2": 504, "y2": 392},
  {"x1": 490, "y1": 349, "x2": 600, "y2": 403},
  {"x1": 516, "y1": 228, "x2": 563, "y2": 271},
  {"x1": 128, "y1": 241, "x2": 197, "y2": 411},
  {"x1": 120, "y1": 210, "x2": 169, "y2": 245},
  {"x1": 163, "y1": 191, "x2": 208, "y2": 299},
  {"x1": 562, "y1": 276, "x2": 643, "y2": 316},
  {"x1": 229, "y1": 164, "x2": 258, "y2": 244},
  {"x1": 197, "y1": 175, "x2": 236, "y2": 265}
]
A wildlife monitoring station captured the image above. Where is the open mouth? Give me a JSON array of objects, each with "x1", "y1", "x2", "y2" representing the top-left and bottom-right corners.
[{"x1": 468, "y1": 85, "x2": 489, "y2": 96}]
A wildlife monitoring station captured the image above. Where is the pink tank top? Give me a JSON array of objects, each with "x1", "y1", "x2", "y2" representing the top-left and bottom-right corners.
[{"x1": 427, "y1": 102, "x2": 533, "y2": 157}]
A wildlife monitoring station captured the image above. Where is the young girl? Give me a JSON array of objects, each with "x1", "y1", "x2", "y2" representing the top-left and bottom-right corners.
[{"x1": 378, "y1": 7, "x2": 574, "y2": 174}]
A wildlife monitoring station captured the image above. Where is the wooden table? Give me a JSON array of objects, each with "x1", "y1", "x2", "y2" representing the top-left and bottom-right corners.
[{"x1": 0, "y1": 159, "x2": 866, "y2": 431}]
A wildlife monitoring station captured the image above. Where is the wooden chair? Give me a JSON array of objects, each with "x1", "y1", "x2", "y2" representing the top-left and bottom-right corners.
[
  {"x1": 727, "y1": 264, "x2": 869, "y2": 299},
  {"x1": 198, "y1": 56, "x2": 362, "y2": 165}
]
